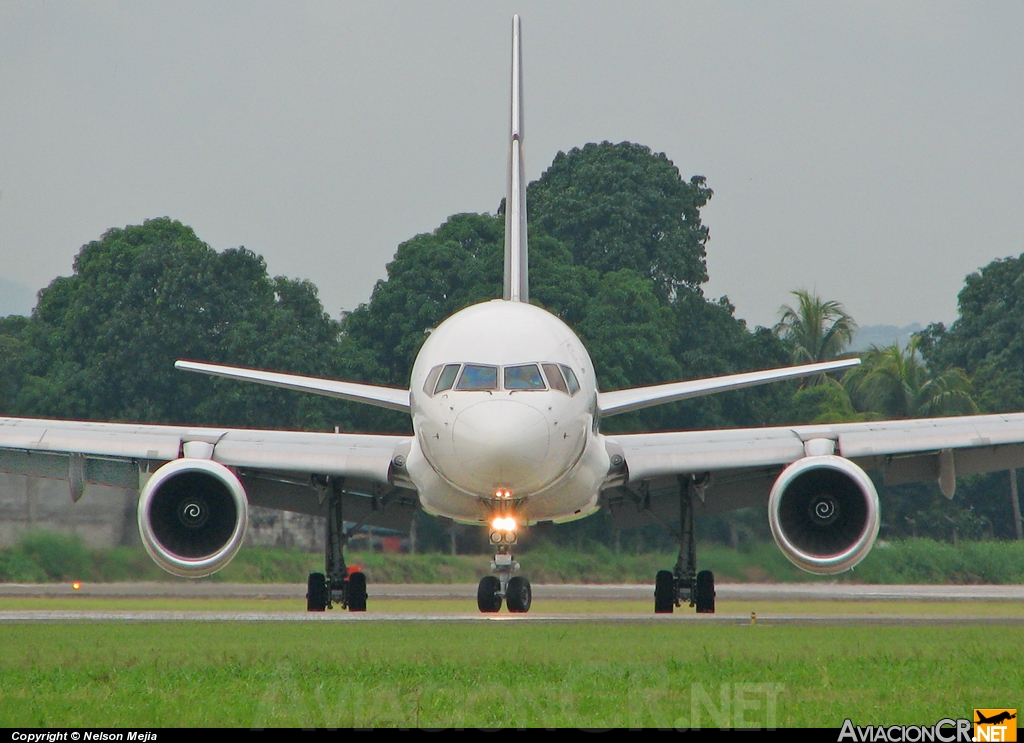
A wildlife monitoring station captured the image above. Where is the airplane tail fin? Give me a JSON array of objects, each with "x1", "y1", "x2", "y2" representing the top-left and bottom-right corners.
[{"x1": 503, "y1": 15, "x2": 529, "y2": 303}]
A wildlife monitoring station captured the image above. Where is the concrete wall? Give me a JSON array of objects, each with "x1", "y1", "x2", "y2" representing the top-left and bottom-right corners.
[
  {"x1": 0, "y1": 473, "x2": 326, "y2": 552},
  {"x1": 0, "y1": 474, "x2": 138, "y2": 548}
]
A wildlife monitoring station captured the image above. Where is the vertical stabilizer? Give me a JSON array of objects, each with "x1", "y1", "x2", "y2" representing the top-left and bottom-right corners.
[{"x1": 503, "y1": 15, "x2": 528, "y2": 303}]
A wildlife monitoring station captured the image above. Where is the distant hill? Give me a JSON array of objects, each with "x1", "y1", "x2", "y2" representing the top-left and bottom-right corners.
[
  {"x1": 849, "y1": 323, "x2": 924, "y2": 352},
  {"x1": 0, "y1": 279, "x2": 34, "y2": 317}
]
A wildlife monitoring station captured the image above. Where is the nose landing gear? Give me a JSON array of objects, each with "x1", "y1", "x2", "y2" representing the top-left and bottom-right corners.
[{"x1": 477, "y1": 529, "x2": 532, "y2": 613}]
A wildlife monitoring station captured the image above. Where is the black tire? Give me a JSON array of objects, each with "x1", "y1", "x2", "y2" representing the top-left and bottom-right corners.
[
  {"x1": 477, "y1": 575, "x2": 502, "y2": 613},
  {"x1": 695, "y1": 570, "x2": 715, "y2": 614},
  {"x1": 654, "y1": 570, "x2": 675, "y2": 614},
  {"x1": 506, "y1": 576, "x2": 532, "y2": 613},
  {"x1": 306, "y1": 572, "x2": 328, "y2": 612},
  {"x1": 347, "y1": 571, "x2": 367, "y2": 612}
]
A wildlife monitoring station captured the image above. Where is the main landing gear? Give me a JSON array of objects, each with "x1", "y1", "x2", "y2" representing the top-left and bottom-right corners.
[
  {"x1": 477, "y1": 525, "x2": 532, "y2": 613},
  {"x1": 306, "y1": 478, "x2": 368, "y2": 612},
  {"x1": 654, "y1": 475, "x2": 715, "y2": 614}
]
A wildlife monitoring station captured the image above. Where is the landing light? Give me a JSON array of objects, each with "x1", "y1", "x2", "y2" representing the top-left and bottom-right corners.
[
  {"x1": 494, "y1": 489, "x2": 513, "y2": 499},
  {"x1": 491, "y1": 516, "x2": 517, "y2": 531}
]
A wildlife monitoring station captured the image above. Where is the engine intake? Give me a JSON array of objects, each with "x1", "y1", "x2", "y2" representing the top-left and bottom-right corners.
[
  {"x1": 137, "y1": 458, "x2": 248, "y2": 578},
  {"x1": 768, "y1": 455, "x2": 879, "y2": 575}
]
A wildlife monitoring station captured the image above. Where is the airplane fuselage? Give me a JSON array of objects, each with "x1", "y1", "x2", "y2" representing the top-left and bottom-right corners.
[{"x1": 406, "y1": 299, "x2": 611, "y2": 525}]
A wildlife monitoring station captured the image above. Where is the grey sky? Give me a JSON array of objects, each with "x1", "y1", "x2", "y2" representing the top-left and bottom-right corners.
[{"x1": 1, "y1": 2, "x2": 1021, "y2": 328}]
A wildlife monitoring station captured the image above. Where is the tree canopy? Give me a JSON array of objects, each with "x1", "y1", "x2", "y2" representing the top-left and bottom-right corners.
[
  {"x1": 0, "y1": 218, "x2": 349, "y2": 430},
  {"x1": 920, "y1": 253, "x2": 1024, "y2": 414},
  {"x1": 339, "y1": 142, "x2": 789, "y2": 434},
  {"x1": 774, "y1": 289, "x2": 857, "y2": 365},
  {"x1": 527, "y1": 142, "x2": 713, "y2": 300}
]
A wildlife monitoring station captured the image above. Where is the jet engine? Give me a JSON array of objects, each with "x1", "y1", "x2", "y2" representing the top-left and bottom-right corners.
[
  {"x1": 767, "y1": 455, "x2": 879, "y2": 575},
  {"x1": 137, "y1": 458, "x2": 249, "y2": 578}
]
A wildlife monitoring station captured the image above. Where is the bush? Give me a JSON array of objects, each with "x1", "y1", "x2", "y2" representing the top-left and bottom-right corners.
[{"x1": 2, "y1": 531, "x2": 1023, "y2": 584}]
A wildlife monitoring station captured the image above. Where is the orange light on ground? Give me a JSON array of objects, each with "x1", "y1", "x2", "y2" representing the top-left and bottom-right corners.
[{"x1": 72, "y1": 581, "x2": 81, "y2": 590}]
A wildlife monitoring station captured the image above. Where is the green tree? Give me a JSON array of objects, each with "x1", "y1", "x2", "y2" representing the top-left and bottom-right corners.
[
  {"x1": 527, "y1": 142, "x2": 713, "y2": 300},
  {"x1": 919, "y1": 252, "x2": 1024, "y2": 414},
  {"x1": 774, "y1": 289, "x2": 857, "y2": 365},
  {"x1": 843, "y1": 339, "x2": 977, "y2": 419},
  {"x1": 8, "y1": 218, "x2": 348, "y2": 430},
  {"x1": 339, "y1": 144, "x2": 790, "y2": 436},
  {"x1": 916, "y1": 253, "x2": 1024, "y2": 540}
]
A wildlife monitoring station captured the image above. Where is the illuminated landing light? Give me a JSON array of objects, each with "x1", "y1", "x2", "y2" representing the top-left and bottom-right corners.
[
  {"x1": 72, "y1": 581, "x2": 81, "y2": 591},
  {"x1": 494, "y1": 489, "x2": 514, "y2": 499},
  {"x1": 491, "y1": 516, "x2": 517, "y2": 531}
]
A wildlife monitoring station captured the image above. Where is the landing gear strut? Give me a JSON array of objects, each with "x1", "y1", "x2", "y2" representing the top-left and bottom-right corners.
[
  {"x1": 477, "y1": 530, "x2": 531, "y2": 613},
  {"x1": 306, "y1": 477, "x2": 368, "y2": 612},
  {"x1": 654, "y1": 475, "x2": 715, "y2": 614}
]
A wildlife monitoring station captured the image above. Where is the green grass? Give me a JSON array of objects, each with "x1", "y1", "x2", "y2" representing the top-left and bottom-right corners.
[
  {"x1": 0, "y1": 622, "x2": 1019, "y2": 727},
  {"x1": 4, "y1": 532, "x2": 1024, "y2": 584}
]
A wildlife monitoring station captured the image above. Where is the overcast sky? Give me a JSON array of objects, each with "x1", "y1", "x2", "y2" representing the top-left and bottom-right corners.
[{"x1": 1, "y1": 2, "x2": 1021, "y2": 329}]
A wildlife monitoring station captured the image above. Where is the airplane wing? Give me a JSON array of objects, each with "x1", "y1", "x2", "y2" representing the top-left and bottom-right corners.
[
  {"x1": 605, "y1": 411, "x2": 1024, "y2": 516},
  {"x1": 175, "y1": 360, "x2": 410, "y2": 413},
  {"x1": 597, "y1": 358, "x2": 859, "y2": 416},
  {"x1": 602, "y1": 411, "x2": 1024, "y2": 575},
  {"x1": 0, "y1": 415, "x2": 411, "y2": 517}
]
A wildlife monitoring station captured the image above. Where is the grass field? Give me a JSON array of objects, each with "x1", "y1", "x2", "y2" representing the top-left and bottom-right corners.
[{"x1": 0, "y1": 620, "x2": 1020, "y2": 728}]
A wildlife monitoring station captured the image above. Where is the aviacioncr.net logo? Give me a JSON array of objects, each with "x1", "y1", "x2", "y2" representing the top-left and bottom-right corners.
[{"x1": 838, "y1": 718, "x2": 973, "y2": 742}]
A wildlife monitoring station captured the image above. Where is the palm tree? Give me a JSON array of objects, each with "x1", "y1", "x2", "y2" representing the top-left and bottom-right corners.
[
  {"x1": 843, "y1": 337, "x2": 978, "y2": 419},
  {"x1": 774, "y1": 289, "x2": 857, "y2": 364}
]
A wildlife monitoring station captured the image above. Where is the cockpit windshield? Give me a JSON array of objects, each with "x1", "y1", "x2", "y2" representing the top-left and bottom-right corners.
[
  {"x1": 456, "y1": 364, "x2": 499, "y2": 391},
  {"x1": 504, "y1": 364, "x2": 545, "y2": 390},
  {"x1": 423, "y1": 361, "x2": 580, "y2": 396}
]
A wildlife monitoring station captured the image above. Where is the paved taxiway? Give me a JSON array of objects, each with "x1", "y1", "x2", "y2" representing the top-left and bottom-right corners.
[
  {"x1": 2, "y1": 582, "x2": 1023, "y2": 600},
  {"x1": 1, "y1": 583, "x2": 1021, "y2": 624}
]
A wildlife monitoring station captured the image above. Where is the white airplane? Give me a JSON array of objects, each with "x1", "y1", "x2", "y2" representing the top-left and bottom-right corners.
[{"x1": 3, "y1": 16, "x2": 1024, "y2": 614}]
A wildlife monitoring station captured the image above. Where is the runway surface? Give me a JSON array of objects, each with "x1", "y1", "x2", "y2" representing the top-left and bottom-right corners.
[
  {"x1": 2, "y1": 581, "x2": 1023, "y2": 600},
  {"x1": 0, "y1": 582, "x2": 1021, "y2": 624}
]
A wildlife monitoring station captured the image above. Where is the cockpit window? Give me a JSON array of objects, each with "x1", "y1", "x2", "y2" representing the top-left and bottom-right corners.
[
  {"x1": 504, "y1": 364, "x2": 546, "y2": 390},
  {"x1": 541, "y1": 363, "x2": 568, "y2": 394},
  {"x1": 560, "y1": 364, "x2": 581, "y2": 395},
  {"x1": 423, "y1": 365, "x2": 443, "y2": 395},
  {"x1": 434, "y1": 364, "x2": 461, "y2": 394},
  {"x1": 456, "y1": 364, "x2": 498, "y2": 391}
]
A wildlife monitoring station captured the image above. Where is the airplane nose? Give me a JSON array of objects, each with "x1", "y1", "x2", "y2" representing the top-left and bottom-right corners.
[{"x1": 451, "y1": 399, "x2": 552, "y2": 493}]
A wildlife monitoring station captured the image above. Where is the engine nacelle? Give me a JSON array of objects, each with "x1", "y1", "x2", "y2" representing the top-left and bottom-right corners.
[
  {"x1": 137, "y1": 458, "x2": 248, "y2": 578},
  {"x1": 768, "y1": 455, "x2": 880, "y2": 575}
]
